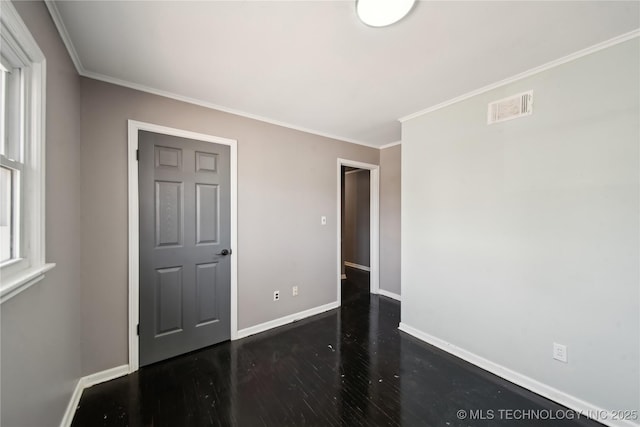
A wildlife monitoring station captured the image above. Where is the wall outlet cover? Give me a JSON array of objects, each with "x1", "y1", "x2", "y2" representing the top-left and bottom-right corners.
[{"x1": 553, "y1": 343, "x2": 568, "y2": 363}]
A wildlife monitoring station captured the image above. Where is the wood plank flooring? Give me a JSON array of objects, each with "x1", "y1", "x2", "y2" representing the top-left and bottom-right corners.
[{"x1": 71, "y1": 269, "x2": 602, "y2": 426}]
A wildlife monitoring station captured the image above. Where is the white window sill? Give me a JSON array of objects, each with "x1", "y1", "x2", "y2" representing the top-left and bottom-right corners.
[{"x1": 1, "y1": 263, "x2": 56, "y2": 304}]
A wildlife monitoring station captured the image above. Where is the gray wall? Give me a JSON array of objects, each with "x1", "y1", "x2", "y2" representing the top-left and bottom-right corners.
[
  {"x1": 1, "y1": 1, "x2": 83, "y2": 426},
  {"x1": 343, "y1": 170, "x2": 370, "y2": 267},
  {"x1": 401, "y1": 39, "x2": 639, "y2": 413},
  {"x1": 380, "y1": 145, "x2": 401, "y2": 295},
  {"x1": 79, "y1": 78, "x2": 380, "y2": 374}
]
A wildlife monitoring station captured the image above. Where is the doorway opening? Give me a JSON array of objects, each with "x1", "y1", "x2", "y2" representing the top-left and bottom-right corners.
[
  {"x1": 342, "y1": 166, "x2": 370, "y2": 300},
  {"x1": 336, "y1": 159, "x2": 379, "y2": 306}
]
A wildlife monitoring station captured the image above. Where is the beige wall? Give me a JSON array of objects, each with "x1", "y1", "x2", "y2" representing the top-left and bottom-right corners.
[
  {"x1": 80, "y1": 78, "x2": 380, "y2": 374},
  {"x1": 380, "y1": 144, "x2": 401, "y2": 295},
  {"x1": 2, "y1": 5, "x2": 395, "y2": 417},
  {"x1": 1, "y1": 1, "x2": 83, "y2": 425},
  {"x1": 343, "y1": 170, "x2": 370, "y2": 267}
]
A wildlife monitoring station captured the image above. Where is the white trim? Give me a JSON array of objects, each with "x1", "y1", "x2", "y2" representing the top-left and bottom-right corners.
[
  {"x1": 127, "y1": 120, "x2": 238, "y2": 373},
  {"x1": 89, "y1": 70, "x2": 379, "y2": 148},
  {"x1": 398, "y1": 323, "x2": 639, "y2": 427},
  {"x1": 43, "y1": 0, "x2": 639, "y2": 148},
  {"x1": 344, "y1": 261, "x2": 371, "y2": 272},
  {"x1": 59, "y1": 379, "x2": 83, "y2": 427},
  {"x1": 43, "y1": 1, "x2": 83, "y2": 74},
  {"x1": 369, "y1": 167, "x2": 380, "y2": 294},
  {"x1": 379, "y1": 140, "x2": 401, "y2": 150},
  {"x1": 230, "y1": 141, "x2": 238, "y2": 341},
  {"x1": 337, "y1": 158, "x2": 380, "y2": 304},
  {"x1": 42, "y1": 0, "x2": 380, "y2": 150},
  {"x1": 82, "y1": 364, "x2": 130, "y2": 389},
  {"x1": 0, "y1": 2, "x2": 44, "y2": 63},
  {"x1": 344, "y1": 168, "x2": 367, "y2": 175},
  {"x1": 378, "y1": 289, "x2": 401, "y2": 301},
  {"x1": 399, "y1": 29, "x2": 640, "y2": 122},
  {"x1": 0, "y1": 1, "x2": 51, "y2": 299},
  {"x1": 237, "y1": 301, "x2": 339, "y2": 339},
  {"x1": 127, "y1": 121, "x2": 139, "y2": 372},
  {"x1": 59, "y1": 365, "x2": 129, "y2": 427},
  {"x1": 0, "y1": 263, "x2": 55, "y2": 303}
]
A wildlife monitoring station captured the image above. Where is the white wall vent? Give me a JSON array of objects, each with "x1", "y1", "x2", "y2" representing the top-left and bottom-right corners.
[{"x1": 487, "y1": 91, "x2": 533, "y2": 124}]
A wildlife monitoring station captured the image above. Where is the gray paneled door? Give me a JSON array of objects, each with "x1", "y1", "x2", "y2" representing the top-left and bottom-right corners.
[{"x1": 139, "y1": 131, "x2": 231, "y2": 367}]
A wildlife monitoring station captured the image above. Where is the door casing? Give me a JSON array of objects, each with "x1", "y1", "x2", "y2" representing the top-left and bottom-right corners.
[
  {"x1": 127, "y1": 120, "x2": 238, "y2": 373},
  {"x1": 337, "y1": 158, "x2": 380, "y2": 305}
]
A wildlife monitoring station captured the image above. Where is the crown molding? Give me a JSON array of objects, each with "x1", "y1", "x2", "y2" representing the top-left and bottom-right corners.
[
  {"x1": 46, "y1": 2, "x2": 634, "y2": 148},
  {"x1": 82, "y1": 69, "x2": 381, "y2": 148},
  {"x1": 399, "y1": 29, "x2": 640, "y2": 123},
  {"x1": 44, "y1": 0, "x2": 84, "y2": 74},
  {"x1": 43, "y1": 1, "x2": 383, "y2": 150},
  {"x1": 379, "y1": 140, "x2": 401, "y2": 149}
]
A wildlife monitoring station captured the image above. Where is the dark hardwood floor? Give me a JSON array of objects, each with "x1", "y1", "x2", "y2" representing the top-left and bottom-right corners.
[{"x1": 72, "y1": 269, "x2": 601, "y2": 426}]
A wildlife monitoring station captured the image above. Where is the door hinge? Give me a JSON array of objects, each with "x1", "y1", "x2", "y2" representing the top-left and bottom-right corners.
[
  {"x1": 136, "y1": 149, "x2": 139, "y2": 161},
  {"x1": 137, "y1": 324, "x2": 140, "y2": 336}
]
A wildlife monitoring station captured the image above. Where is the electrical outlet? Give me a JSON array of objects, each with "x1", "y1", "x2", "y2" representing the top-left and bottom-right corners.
[
  {"x1": 321, "y1": 216, "x2": 327, "y2": 225},
  {"x1": 273, "y1": 290, "x2": 280, "y2": 301},
  {"x1": 292, "y1": 286, "x2": 298, "y2": 296},
  {"x1": 553, "y1": 343, "x2": 568, "y2": 363}
]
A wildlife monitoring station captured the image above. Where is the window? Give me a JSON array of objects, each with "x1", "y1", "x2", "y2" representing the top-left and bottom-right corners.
[
  {"x1": 0, "y1": 165, "x2": 15, "y2": 263},
  {"x1": 0, "y1": 2, "x2": 53, "y2": 302}
]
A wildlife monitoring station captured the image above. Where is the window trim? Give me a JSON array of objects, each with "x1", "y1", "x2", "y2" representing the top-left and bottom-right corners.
[{"x1": 0, "y1": 1, "x2": 54, "y2": 303}]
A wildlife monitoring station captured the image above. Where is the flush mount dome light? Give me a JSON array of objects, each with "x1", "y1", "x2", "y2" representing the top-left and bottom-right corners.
[{"x1": 356, "y1": 0, "x2": 416, "y2": 27}]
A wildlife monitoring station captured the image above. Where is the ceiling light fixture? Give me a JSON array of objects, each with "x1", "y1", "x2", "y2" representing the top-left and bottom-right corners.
[{"x1": 356, "y1": 0, "x2": 416, "y2": 27}]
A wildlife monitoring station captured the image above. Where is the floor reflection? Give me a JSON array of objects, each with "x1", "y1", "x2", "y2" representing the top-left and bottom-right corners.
[{"x1": 72, "y1": 272, "x2": 601, "y2": 426}]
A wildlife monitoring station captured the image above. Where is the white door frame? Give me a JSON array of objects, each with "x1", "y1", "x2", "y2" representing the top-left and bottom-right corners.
[
  {"x1": 337, "y1": 158, "x2": 380, "y2": 304},
  {"x1": 127, "y1": 120, "x2": 238, "y2": 373}
]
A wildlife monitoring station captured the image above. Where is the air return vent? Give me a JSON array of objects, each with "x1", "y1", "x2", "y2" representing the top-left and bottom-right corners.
[{"x1": 487, "y1": 91, "x2": 533, "y2": 124}]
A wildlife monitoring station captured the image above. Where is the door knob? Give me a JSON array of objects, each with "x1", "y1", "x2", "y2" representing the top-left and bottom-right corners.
[{"x1": 217, "y1": 249, "x2": 232, "y2": 256}]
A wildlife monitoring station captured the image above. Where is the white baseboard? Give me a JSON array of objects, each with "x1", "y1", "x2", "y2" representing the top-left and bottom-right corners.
[
  {"x1": 344, "y1": 261, "x2": 370, "y2": 272},
  {"x1": 378, "y1": 289, "x2": 401, "y2": 301},
  {"x1": 60, "y1": 364, "x2": 129, "y2": 427},
  {"x1": 398, "y1": 323, "x2": 638, "y2": 427},
  {"x1": 59, "y1": 379, "x2": 84, "y2": 427},
  {"x1": 82, "y1": 364, "x2": 130, "y2": 389},
  {"x1": 237, "y1": 301, "x2": 340, "y2": 339}
]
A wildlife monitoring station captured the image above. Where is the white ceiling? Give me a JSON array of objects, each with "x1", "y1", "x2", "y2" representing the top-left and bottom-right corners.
[{"x1": 51, "y1": 1, "x2": 639, "y2": 147}]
